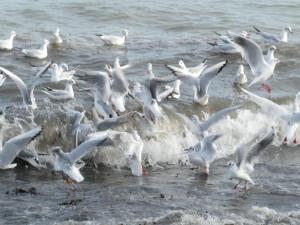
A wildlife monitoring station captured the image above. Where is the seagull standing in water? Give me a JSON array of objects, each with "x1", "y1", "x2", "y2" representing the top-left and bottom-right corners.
[
  {"x1": 227, "y1": 127, "x2": 275, "y2": 190},
  {"x1": 0, "y1": 31, "x2": 16, "y2": 50},
  {"x1": 96, "y1": 29, "x2": 128, "y2": 46},
  {"x1": 22, "y1": 39, "x2": 49, "y2": 59},
  {"x1": 231, "y1": 33, "x2": 279, "y2": 93},
  {"x1": 50, "y1": 63, "x2": 77, "y2": 83},
  {"x1": 51, "y1": 131, "x2": 111, "y2": 183},
  {"x1": 0, "y1": 126, "x2": 42, "y2": 169},
  {"x1": 42, "y1": 79, "x2": 76, "y2": 101},
  {"x1": 51, "y1": 28, "x2": 63, "y2": 45},
  {"x1": 253, "y1": 26, "x2": 293, "y2": 44},
  {"x1": 185, "y1": 134, "x2": 222, "y2": 175}
]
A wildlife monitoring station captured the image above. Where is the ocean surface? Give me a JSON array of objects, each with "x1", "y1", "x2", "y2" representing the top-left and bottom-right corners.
[{"x1": 0, "y1": 0, "x2": 300, "y2": 224}]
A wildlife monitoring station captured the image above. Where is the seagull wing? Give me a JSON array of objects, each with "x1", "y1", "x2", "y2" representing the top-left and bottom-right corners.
[
  {"x1": 66, "y1": 131, "x2": 109, "y2": 164},
  {"x1": 197, "y1": 61, "x2": 227, "y2": 99},
  {"x1": 0, "y1": 126, "x2": 42, "y2": 167},
  {"x1": 199, "y1": 105, "x2": 241, "y2": 132}
]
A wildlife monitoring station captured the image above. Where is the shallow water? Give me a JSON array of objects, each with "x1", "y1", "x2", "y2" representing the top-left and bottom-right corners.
[{"x1": 0, "y1": 0, "x2": 300, "y2": 224}]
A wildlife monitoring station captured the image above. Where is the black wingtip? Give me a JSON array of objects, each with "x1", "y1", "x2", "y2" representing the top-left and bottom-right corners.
[
  {"x1": 164, "y1": 65, "x2": 176, "y2": 74},
  {"x1": 30, "y1": 126, "x2": 43, "y2": 143},
  {"x1": 217, "y1": 60, "x2": 228, "y2": 74},
  {"x1": 253, "y1": 26, "x2": 260, "y2": 32},
  {"x1": 214, "y1": 31, "x2": 222, "y2": 36},
  {"x1": 207, "y1": 42, "x2": 217, "y2": 46},
  {"x1": 202, "y1": 58, "x2": 207, "y2": 64},
  {"x1": 96, "y1": 34, "x2": 103, "y2": 37}
]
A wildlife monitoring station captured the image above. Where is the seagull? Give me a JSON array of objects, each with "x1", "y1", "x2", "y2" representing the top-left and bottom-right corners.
[
  {"x1": 157, "y1": 80, "x2": 181, "y2": 101},
  {"x1": 0, "y1": 31, "x2": 16, "y2": 50},
  {"x1": 189, "y1": 105, "x2": 241, "y2": 137},
  {"x1": 194, "y1": 61, "x2": 227, "y2": 105},
  {"x1": 41, "y1": 79, "x2": 75, "y2": 101},
  {"x1": 207, "y1": 31, "x2": 250, "y2": 54},
  {"x1": 80, "y1": 70, "x2": 111, "y2": 104},
  {"x1": 0, "y1": 65, "x2": 51, "y2": 109},
  {"x1": 126, "y1": 130, "x2": 144, "y2": 176},
  {"x1": 81, "y1": 88, "x2": 116, "y2": 119},
  {"x1": 240, "y1": 87, "x2": 300, "y2": 142},
  {"x1": 96, "y1": 29, "x2": 128, "y2": 46},
  {"x1": 227, "y1": 127, "x2": 275, "y2": 190},
  {"x1": 144, "y1": 63, "x2": 178, "y2": 102},
  {"x1": 265, "y1": 45, "x2": 277, "y2": 64},
  {"x1": 104, "y1": 63, "x2": 131, "y2": 77},
  {"x1": 22, "y1": 39, "x2": 49, "y2": 59},
  {"x1": 185, "y1": 134, "x2": 222, "y2": 175},
  {"x1": 50, "y1": 63, "x2": 77, "y2": 83},
  {"x1": 233, "y1": 65, "x2": 247, "y2": 86},
  {"x1": 240, "y1": 87, "x2": 296, "y2": 121},
  {"x1": 0, "y1": 126, "x2": 42, "y2": 169},
  {"x1": 284, "y1": 92, "x2": 300, "y2": 145},
  {"x1": 96, "y1": 111, "x2": 142, "y2": 131},
  {"x1": 165, "y1": 59, "x2": 207, "y2": 78},
  {"x1": 51, "y1": 28, "x2": 63, "y2": 45},
  {"x1": 131, "y1": 80, "x2": 163, "y2": 125},
  {"x1": 71, "y1": 110, "x2": 88, "y2": 146},
  {"x1": 231, "y1": 33, "x2": 279, "y2": 93},
  {"x1": 167, "y1": 60, "x2": 227, "y2": 105},
  {"x1": 17, "y1": 149, "x2": 46, "y2": 169},
  {"x1": 0, "y1": 72, "x2": 7, "y2": 87},
  {"x1": 51, "y1": 131, "x2": 111, "y2": 182},
  {"x1": 110, "y1": 58, "x2": 130, "y2": 112},
  {"x1": 143, "y1": 99, "x2": 162, "y2": 125},
  {"x1": 253, "y1": 26, "x2": 293, "y2": 44}
]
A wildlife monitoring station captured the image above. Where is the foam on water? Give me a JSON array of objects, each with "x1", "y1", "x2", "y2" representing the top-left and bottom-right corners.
[{"x1": 52, "y1": 206, "x2": 300, "y2": 225}]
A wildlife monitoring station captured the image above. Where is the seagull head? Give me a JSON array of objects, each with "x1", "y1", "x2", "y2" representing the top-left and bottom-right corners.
[
  {"x1": 241, "y1": 31, "x2": 250, "y2": 38},
  {"x1": 114, "y1": 57, "x2": 120, "y2": 68},
  {"x1": 51, "y1": 63, "x2": 59, "y2": 70},
  {"x1": 227, "y1": 160, "x2": 235, "y2": 167},
  {"x1": 132, "y1": 130, "x2": 141, "y2": 141},
  {"x1": 147, "y1": 63, "x2": 153, "y2": 73},
  {"x1": 237, "y1": 65, "x2": 245, "y2": 75},
  {"x1": 295, "y1": 91, "x2": 300, "y2": 103},
  {"x1": 49, "y1": 146, "x2": 63, "y2": 155},
  {"x1": 178, "y1": 60, "x2": 185, "y2": 68},
  {"x1": 43, "y1": 39, "x2": 50, "y2": 45},
  {"x1": 67, "y1": 79, "x2": 76, "y2": 85},
  {"x1": 122, "y1": 29, "x2": 129, "y2": 37},
  {"x1": 269, "y1": 45, "x2": 277, "y2": 52},
  {"x1": 285, "y1": 26, "x2": 293, "y2": 33},
  {"x1": 10, "y1": 31, "x2": 16, "y2": 37},
  {"x1": 55, "y1": 27, "x2": 60, "y2": 36},
  {"x1": 191, "y1": 115, "x2": 200, "y2": 124}
]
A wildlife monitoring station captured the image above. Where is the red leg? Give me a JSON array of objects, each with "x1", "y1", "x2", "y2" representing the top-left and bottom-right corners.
[
  {"x1": 142, "y1": 164, "x2": 147, "y2": 175},
  {"x1": 293, "y1": 137, "x2": 297, "y2": 144},
  {"x1": 283, "y1": 137, "x2": 287, "y2": 143},
  {"x1": 262, "y1": 83, "x2": 272, "y2": 93}
]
